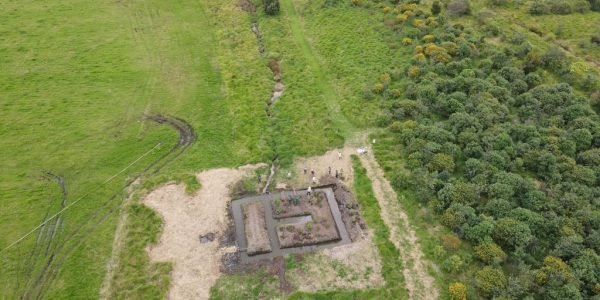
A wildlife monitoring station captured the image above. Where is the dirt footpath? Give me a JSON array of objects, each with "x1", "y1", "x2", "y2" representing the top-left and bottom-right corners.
[
  {"x1": 242, "y1": 201, "x2": 271, "y2": 255},
  {"x1": 142, "y1": 164, "x2": 265, "y2": 300},
  {"x1": 358, "y1": 147, "x2": 438, "y2": 300}
]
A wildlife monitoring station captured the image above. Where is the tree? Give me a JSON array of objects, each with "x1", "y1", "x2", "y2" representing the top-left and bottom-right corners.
[
  {"x1": 492, "y1": 217, "x2": 533, "y2": 249},
  {"x1": 465, "y1": 218, "x2": 495, "y2": 244},
  {"x1": 571, "y1": 128, "x2": 592, "y2": 151},
  {"x1": 263, "y1": 0, "x2": 280, "y2": 15},
  {"x1": 543, "y1": 47, "x2": 569, "y2": 71},
  {"x1": 427, "y1": 153, "x2": 455, "y2": 173}
]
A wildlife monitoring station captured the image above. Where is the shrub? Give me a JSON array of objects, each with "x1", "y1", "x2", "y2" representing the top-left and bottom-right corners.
[
  {"x1": 412, "y1": 53, "x2": 426, "y2": 60},
  {"x1": 442, "y1": 42, "x2": 458, "y2": 55},
  {"x1": 402, "y1": 38, "x2": 413, "y2": 45},
  {"x1": 449, "y1": 282, "x2": 468, "y2": 300},
  {"x1": 382, "y1": 6, "x2": 391, "y2": 13},
  {"x1": 408, "y1": 65, "x2": 421, "y2": 77},
  {"x1": 432, "y1": 0, "x2": 442, "y2": 15},
  {"x1": 475, "y1": 267, "x2": 507, "y2": 297},
  {"x1": 427, "y1": 16, "x2": 438, "y2": 26},
  {"x1": 422, "y1": 34, "x2": 435, "y2": 43},
  {"x1": 550, "y1": 0, "x2": 573, "y2": 14},
  {"x1": 447, "y1": 0, "x2": 471, "y2": 16},
  {"x1": 474, "y1": 242, "x2": 507, "y2": 264},
  {"x1": 381, "y1": 73, "x2": 392, "y2": 84},
  {"x1": 442, "y1": 233, "x2": 462, "y2": 250},
  {"x1": 573, "y1": 0, "x2": 591, "y2": 12},
  {"x1": 542, "y1": 47, "x2": 568, "y2": 71},
  {"x1": 530, "y1": 0, "x2": 549, "y2": 14},
  {"x1": 263, "y1": 0, "x2": 280, "y2": 15},
  {"x1": 397, "y1": 14, "x2": 408, "y2": 22},
  {"x1": 412, "y1": 19, "x2": 426, "y2": 27}
]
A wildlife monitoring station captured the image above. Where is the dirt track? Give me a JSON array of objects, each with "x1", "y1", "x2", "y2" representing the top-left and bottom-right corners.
[{"x1": 359, "y1": 146, "x2": 438, "y2": 300}]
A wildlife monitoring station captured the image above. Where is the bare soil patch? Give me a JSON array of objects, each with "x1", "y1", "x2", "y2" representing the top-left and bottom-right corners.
[
  {"x1": 242, "y1": 201, "x2": 271, "y2": 255},
  {"x1": 142, "y1": 163, "x2": 265, "y2": 300},
  {"x1": 290, "y1": 148, "x2": 358, "y2": 189}
]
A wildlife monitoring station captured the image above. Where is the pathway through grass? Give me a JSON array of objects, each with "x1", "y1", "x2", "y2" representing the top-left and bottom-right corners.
[{"x1": 279, "y1": 0, "x2": 355, "y2": 139}]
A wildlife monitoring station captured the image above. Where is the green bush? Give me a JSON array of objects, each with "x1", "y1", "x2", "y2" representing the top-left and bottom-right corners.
[
  {"x1": 431, "y1": 0, "x2": 442, "y2": 15},
  {"x1": 447, "y1": 0, "x2": 471, "y2": 16},
  {"x1": 530, "y1": 0, "x2": 550, "y2": 14},
  {"x1": 263, "y1": 0, "x2": 280, "y2": 15}
]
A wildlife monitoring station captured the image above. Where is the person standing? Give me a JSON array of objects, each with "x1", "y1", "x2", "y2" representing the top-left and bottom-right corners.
[
  {"x1": 311, "y1": 169, "x2": 314, "y2": 176},
  {"x1": 307, "y1": 186, "x2": 312, "y2": 195},
  {"x1": 328, "y1": 166, "x2": 331, "y2": 175},
  {"x1": 335, "y1": 170, "x2": 338, "y2": 178},
  {"x1": 338, "y1": 151, "x2": 342, "y2": 160},
  {"x1": 258, "y1": 174, "x2": 261, "y2": 183},
  {"x1": 287, "y1": 171, "x2": 291, "y2": 178},
  {"x1": 312, "y1": 176, "x2": 316, "y2": 184}
]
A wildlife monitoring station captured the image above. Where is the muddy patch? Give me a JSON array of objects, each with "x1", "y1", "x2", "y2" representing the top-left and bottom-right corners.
[
  {"x1": 199, "y1": 232, "x2": 216, "y2": 244},
  {"x1": 242, "y1": 201, "x2": 272, "y2": 255}
]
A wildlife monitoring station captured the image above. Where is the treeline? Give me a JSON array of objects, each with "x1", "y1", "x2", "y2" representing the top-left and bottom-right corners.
[{"x1": 360, "y1": 0, "x2": 600, "y2": 299}]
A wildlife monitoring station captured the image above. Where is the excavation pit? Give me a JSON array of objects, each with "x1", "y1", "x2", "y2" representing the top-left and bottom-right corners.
[{"x1": 231, "y1": 187, "x2": 351, "y2": 261}]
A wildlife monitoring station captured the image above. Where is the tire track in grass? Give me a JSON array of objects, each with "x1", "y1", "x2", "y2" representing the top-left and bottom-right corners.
[
  {"x1": 15, "y1": 174, "x2": 67, "y2": 300},
  {"x1": 19, "y1": 115, "x2": 194, "y2": 300},
  {"x1": 279, "y1": 0, "x2": 355, "y2": 139}
]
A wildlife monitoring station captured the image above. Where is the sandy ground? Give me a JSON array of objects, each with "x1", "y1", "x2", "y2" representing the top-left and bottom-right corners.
[
  {"x1": 142, "y1": 164, "x2": 265, "y2": 300},
  {"x1": 243, "y1": 201, "x2": 271, "y2": 255},
  {"x1": 291, "y1": 147, "x2": 359, "y2": 189},
  {"x1": 358, "y1": 143, "x2": 438, "y2": 300}
]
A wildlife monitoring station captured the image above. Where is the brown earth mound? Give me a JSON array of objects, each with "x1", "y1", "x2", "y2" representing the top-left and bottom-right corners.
[{"x1": 242, "y1": 201, "x2": 271, "y2": 255}]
